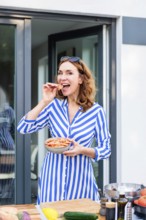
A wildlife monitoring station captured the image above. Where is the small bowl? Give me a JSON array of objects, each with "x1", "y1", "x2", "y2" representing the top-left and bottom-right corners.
[
  {"x1": 104, "y1": 183, "x2": 141, "y2": 200},
  {"x1": 45, "y1": 137, "x2": 71, "y2": 154},
  {"x1": 45, "y1": 145, "x2": 70, "y2": 154},
  {"x1": 134, "y1": 203, "x2": 146, "y2": 215}
]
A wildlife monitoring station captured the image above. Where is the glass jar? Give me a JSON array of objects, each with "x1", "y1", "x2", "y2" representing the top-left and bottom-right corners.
[
  {"x1": 106, "y1": 202, "x2": 116, "y2": 220},
  {"x1": 117, "y1": 193, "x2": 128, "y2": 220},
  {"x1": 99, "y1": 197, "x2": 108, "y2": 216}
]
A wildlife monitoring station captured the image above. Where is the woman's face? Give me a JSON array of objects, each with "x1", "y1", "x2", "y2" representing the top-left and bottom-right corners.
[{"x1": 57, "y1": 61, "x2": 83, "y2": 99}]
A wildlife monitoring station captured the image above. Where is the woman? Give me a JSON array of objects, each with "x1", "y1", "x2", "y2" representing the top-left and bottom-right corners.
[{"x1": 17, "y1": 56, "x2": 111, "y2": 204}]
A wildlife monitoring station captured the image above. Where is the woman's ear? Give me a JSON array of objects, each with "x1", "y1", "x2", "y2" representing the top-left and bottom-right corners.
[{"x1": 79, "y1": 75, "x2": 83, "y2": 84}]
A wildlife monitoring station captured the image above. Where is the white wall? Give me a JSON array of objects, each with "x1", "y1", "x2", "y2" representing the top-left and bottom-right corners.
[
  {"x1": 1, "y1": 0, "x2": 146, "y2": 19},
  {"x1": 121, "y1": 45, "x2": 146, "y2": 185}
]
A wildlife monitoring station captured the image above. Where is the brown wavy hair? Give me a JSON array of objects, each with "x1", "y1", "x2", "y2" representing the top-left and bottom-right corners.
[{"x1": 56, "y1": 59, "x2": 97, "y2": 112}]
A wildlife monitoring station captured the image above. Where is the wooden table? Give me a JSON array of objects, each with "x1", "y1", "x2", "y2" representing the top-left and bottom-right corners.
[{"x1": 4, "y1": 200, "x2": 106, "y2": 220}]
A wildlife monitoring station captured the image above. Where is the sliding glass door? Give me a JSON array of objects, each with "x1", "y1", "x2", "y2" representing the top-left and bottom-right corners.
[
  {"x1": 0, "y1": 24, "x2": 15, "y2": 205},
  {"x1": 0, "y1": 18, "x2": 31, "y2": 204}
]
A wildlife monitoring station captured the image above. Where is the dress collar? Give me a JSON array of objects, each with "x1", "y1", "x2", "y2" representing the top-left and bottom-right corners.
[{"x1": 61, "y1": 98, "x2": 83, "y2": 111}]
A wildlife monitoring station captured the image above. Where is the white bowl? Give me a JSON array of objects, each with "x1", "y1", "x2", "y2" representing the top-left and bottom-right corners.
[
  {"x1": 104, "y1": 183, "x2": 141, "y2": 199},
  {"x1": 45, "y1": 145, "x2": 70, "y2": 154},
  {"x1": 45, "y1": 137, "x2": 71, "y2": 154}
]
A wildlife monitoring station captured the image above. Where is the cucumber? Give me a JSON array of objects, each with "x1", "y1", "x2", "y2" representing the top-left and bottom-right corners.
[{"x1": 64, "y1": 211, "x2": 98, "y2": 220}]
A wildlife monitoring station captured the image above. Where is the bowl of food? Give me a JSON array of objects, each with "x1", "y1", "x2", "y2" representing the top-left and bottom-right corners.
[
  {"x1": 134, "y1": 196, "x2": 146, "y2": 207},
  {"x1": 104, "y1": 183, "x2": 141, "y2": 200},
  {"x1": 45, "y1": 137, "x2": 72, "y2": 154}
]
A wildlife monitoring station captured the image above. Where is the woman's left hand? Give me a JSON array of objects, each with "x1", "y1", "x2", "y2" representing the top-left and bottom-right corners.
[
  {"x1": 63, "y1": 139, "x2": 96, "y2": 158},
  {"x1": 63, "y1": 140, "x2": 83, "y2": 157}
]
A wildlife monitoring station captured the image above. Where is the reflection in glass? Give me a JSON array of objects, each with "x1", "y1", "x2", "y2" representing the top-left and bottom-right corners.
[{"x1": 0, "y1": 25, "x2": 15, "y2": 205}]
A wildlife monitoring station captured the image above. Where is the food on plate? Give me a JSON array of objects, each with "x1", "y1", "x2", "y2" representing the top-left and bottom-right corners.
[
  {"x1": 42, "y1": 207, "x2": 59, "y2": 220},
  {"x1": 134, "y1": 196, "x2": 146, "y2": 207},
  {"x1": 64, "y1": 211, "x2": 98, "y2": 220},
  {"x1": 45, "y1": 137, "x2": 71, "y2": 148}
]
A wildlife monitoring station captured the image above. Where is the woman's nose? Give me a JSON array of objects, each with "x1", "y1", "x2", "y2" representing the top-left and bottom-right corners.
[{"x1": 60, "y1": 74, "x2": 67, "y2": 80}]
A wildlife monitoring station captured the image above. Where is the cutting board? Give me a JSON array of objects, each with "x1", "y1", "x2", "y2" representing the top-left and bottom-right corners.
[{"x1": 40, "y1": 198, "x2": 100, "y2": 218}]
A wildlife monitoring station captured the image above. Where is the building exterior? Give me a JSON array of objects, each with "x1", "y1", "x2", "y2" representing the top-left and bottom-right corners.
[{"x1": 0, "y1": 0, "x2": 146, "y2": 204}]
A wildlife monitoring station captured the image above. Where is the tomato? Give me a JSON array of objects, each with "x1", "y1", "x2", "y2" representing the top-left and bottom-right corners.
[
  {"x1": 135, "y1": 196, "x2": 146, "y2": 207},
  {"x1": 140, "y1": 188, "x2": 146, "y2": 196}
]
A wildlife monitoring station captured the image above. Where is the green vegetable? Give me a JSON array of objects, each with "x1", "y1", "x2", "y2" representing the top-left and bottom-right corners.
[
  {"x1": 17, "y1": 211, "x2": 31, "y2": 220},
  {"x1": 17, "y1": 212, "x2": 23, "y2": 220},
  {"x1": 64, "y1": 211, "x2": 98, "y2": 220}
]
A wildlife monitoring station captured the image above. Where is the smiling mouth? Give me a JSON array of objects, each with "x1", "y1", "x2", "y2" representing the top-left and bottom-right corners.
[{"x1": 62, "y1": 84, "x2": 70, "y2": 88}]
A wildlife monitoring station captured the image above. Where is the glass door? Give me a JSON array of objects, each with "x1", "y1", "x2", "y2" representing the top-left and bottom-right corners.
[
  {"x1": 0, "y1": 24, "x2": 15, "y2": 205},
  {"x1": 48, "y1": 25, "x2": 110, "y2": 190},
  {"x1": 0, "y1": 18, "x2": 31, "y2": 204}
]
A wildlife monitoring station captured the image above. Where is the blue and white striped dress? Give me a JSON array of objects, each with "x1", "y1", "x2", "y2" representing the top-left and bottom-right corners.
[
  {"x1": 0, "y1": 105, "x2": 15, "y2": 150},
  {"x1": 17, "y1": 98, "x2": 111, "y2": 204}
]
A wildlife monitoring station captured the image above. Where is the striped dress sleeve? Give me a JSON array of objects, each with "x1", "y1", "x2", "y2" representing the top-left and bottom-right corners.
[
  {"x1": 93, "y1": 107, "x2": 111, "y2": 161},
  {"x1": 17, "y1": 104, "x2": 51, "y2": 134}
]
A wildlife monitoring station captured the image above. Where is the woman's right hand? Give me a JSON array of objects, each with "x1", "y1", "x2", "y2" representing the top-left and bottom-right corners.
[
  {"x1": 26, "y1": 82, "x2": 62, "y2": 120},
  {"x1": 42, "y1": 82, "x2": 60, "y2": 104}
]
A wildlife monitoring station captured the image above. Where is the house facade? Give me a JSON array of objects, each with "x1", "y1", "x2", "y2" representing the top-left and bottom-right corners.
[{"x1": 0, "y1": 0, "x2": 146, "y2": 204}]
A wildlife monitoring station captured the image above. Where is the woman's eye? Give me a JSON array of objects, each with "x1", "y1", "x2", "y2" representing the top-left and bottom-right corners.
[
  {"x1": 57, "y1": 71, "x2": 73, "y2": 75},
  {"x1": 68, "y1": 71, "x2": 73, "y2": 75},
  {"x1": 57, "y1": 71, "x2": 62, "y2": 75}
]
